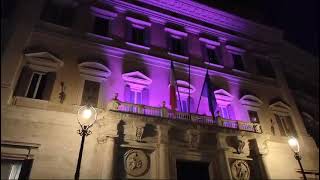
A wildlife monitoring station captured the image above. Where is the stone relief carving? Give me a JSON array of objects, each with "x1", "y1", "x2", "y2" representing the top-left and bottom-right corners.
[
  {"x1": 236, "y1": 139, "x2": 246, "y2": 154},
  {"x1": 124, "y1": 149, "x2": 149, "y2": 177},
  {"x1": 231, "y1": 160, "x2": 250, "y2": 180},
  {"x1": 136, "y1": 127, "x2": 144, "y2": 142},
  {"x1": 186, "y1": 130, "x2": 200, "y2": 148}
]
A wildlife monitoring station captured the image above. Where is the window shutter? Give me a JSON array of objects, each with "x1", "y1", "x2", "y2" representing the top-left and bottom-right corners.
[
  {"x1": 189, "y1": 97, "x2": 195, "y2": 113},
  {"x1": 142, "y1": 88, "x2": 149, "y2": 105},
  {"x1": 144, "y1": 28, "x2": 150, "y2": 46},
  {"x1": 13, "y1": 66, "x2": 33, "y2": 97},
  {"x1": 227, "y1": 104, "x2": 235, "y2": 120},
  {"x1": 124, "y1": 85, "x2": 131, "y2": 102},
  {"x1": 42, "y1": 72, "x2": 56, "y2": 101},
  {"x1": 126, "y1": 22, "x2": 132, "y2": 42},
  {"x1": 275, "y1": 114, "x2": 286, "y2": 136},
  {"x1": 286, "y1": 116, "x2": 298, "y2": 137},
  {"x1": 166, "y1": 34, "x2": 172, "y2": 52},
  {"x1": 201, "y1": 44, "x2": 208, "y2": 62}
]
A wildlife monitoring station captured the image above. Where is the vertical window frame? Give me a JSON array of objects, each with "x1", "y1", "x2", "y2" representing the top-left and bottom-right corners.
[{"x1": 25, "y1": 72, "x2": 45, "y2": 99}]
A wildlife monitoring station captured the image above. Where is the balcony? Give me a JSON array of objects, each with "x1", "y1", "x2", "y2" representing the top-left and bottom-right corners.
[{"x1": 108, "y1": 99, "x2": 262, "y2": 133}]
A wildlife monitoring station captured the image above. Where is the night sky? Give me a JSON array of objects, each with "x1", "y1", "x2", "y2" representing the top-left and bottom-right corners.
[{"x1": 195, "y1": 0, "x2": 319, "y2": 57}]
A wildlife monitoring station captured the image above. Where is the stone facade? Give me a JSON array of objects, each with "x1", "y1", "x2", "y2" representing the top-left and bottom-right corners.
[{"x1": 1, "y1": 0, "x2": 319, "y2": 179}]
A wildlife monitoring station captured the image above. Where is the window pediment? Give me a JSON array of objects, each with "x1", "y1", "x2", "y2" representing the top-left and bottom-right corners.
[
  {"x1": 301, "y1": 112, "x2": 314, "y2": 122},
  {"x1": 126, "y1": 17, "x2": 151, "y2": 27},
  {"x1": 24, "y1": 52, "x2": 64, "y2": 72},
  {"x1": 226, "y1": 45, "x2": 246, "y2": 54},
  {"x1": 240, "y1": 95, "x2": 263, "y2": 107},
  {"x1": 122, "y1": 71, "x2": 152, "y2": 91},
  {"x1": 269, "y1": 101, "x2": 291, "y2": 113},
  {"x1": 78, "y1": 62, "x2": 111, "y2": 82},
  {"x1": 176, "y1": 80, "x2": 195, "y2": 96},
  {"x1": 214, "y1": 89, "x2": 233, "y2": 106},
  {"x1": 165, "y1": 27, "x2": 187, "y2": 37}
]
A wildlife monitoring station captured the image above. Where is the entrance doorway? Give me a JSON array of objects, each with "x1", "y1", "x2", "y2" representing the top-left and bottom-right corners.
[{"x1": 176, "y1": 160, "x2": 210, "y2": 180}]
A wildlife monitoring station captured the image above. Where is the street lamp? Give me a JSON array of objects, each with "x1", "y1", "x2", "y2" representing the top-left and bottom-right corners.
[
  {"x1": 74, "y1": 105, "x2": 97, "y2": 180},
  {"x1": 288, "y1": 137, "x2": 307, "y2": 180}
]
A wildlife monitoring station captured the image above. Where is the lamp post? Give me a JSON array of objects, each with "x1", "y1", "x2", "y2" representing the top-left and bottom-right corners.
[
  {"x1": 74, "y1": 105, "x2": 97, "y2": 180},
  {"x1": 288, "y1": 137, "x2": 307, "y2": 180}
]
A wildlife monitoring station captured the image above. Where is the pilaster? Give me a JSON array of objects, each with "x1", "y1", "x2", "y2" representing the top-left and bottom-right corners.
[{"x1": 157, "y1": 124, "x2": 170, "y2": 179}]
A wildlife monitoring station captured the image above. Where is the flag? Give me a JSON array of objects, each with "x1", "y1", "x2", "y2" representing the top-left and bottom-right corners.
[
  {"x1": 201, "y1": 71, "x2": 218, "y2": 116},
  {"x1": 169, "y1": 61, "x2": 177, "y2": 110}
]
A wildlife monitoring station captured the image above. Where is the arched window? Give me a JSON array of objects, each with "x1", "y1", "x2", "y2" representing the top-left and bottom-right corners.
[
  {"x1": 214, "y1": 89, "x2": 235, "y2": 120},
  {"x1": 78, "y1": 61, "x2": 111, "y2": 107},
  {"x1": 122, "y1": 71, "x2": 152, "y2": 105},
  {"x1": 240, "y1": 94, "x2": 263, "y2": 123},
  {"x1": 175, "y1": 80, "x2": 196, "y2": 113},
  {"x1": 269, "y1": 101, "x2": 297, "y2": 137}
]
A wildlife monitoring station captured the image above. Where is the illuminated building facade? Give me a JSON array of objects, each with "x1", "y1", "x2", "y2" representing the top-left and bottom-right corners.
[{"x1": 1, "y1": 0, "x2": 319, "y2": 179}]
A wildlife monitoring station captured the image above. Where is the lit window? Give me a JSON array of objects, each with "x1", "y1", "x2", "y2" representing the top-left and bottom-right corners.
[
  {"x1": 177, "y1": 97, "x2": 194, "y2": 113},
  {"x1": 218, "y1": 104, "x2": 234, "y2": 119},
  {"x1": 248, "y1": 110, "x2": 259, "y2": 123},
  {"x1": 93, "y1": 16, "x2": 110, "y2": 37}
]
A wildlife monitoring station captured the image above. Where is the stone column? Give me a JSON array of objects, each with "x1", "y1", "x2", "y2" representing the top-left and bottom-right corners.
[
  {"x1": 157, "y1": 124, "x2": 170, "y2": 179},
  {"x1": 216, "y1": 134, "x2": 232, "y2": 180},
  {"x1": 97, "y1": 136, "x2": 117, "y2": 179}
]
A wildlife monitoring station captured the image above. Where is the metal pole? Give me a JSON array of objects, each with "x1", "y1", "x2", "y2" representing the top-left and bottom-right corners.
[
  {"x1": 75, "y1": 128, "x2": 87, "y2": 180},
  {"x1": 295, "y1": 153, "x2": 307, "y2": 180}
]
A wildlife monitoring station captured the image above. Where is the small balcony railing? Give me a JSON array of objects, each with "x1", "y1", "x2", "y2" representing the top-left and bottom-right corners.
[{"x1": 108, "y1": 99, "x2": 262, "y2": 133}]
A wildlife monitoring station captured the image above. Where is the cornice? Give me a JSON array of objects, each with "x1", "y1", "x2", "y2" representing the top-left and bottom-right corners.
[
  {"x1": 104, "y1": 0, "x2": 276, "y2": 50},
  {"x1": 135, "y1": 0, "x2": 283, "y2": 41}
]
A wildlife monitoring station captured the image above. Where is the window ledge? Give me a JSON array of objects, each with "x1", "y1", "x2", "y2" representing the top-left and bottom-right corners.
[
  {"x1": 12, "y1": 96, "x2": 49, "y2": 109},
  {"x1": 126, "y1": 42, "x2": 150, "y2": 50},
  {"x1": 232, "y1": 68, "x2": 250, "y2": 75},
  {"x1": 168, "y1": 52, "x2": 189, "y2": 60},
  {"x1": 204, "y1": 62, "x2": 224, "y2": 68},
  {"x1": 86, "y1": 33, "x2": 113, "y2": 41}
]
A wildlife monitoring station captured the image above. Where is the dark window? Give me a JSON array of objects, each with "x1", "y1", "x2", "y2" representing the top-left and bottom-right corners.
[
  {"x1": 1, "y1": 159, "x2": 33, "y2": 179},
  {"x1": 41, "y1": 1, "x2": 74, "y2": 27},
  {"x1": 207, "y1": 48, "x2": 219, "y2": 64},
  {"x1": 26, "y1": 73, "x2": 48, "y2": 99},
  {"x1": 81, "y1": 80, "x2": 100, "y2": 107},
  {"x1": 248, "y1": 110, "x2": 259, "y2": 123},
  {"x1": 169, "y1": 37, "x2": 185, "y2": 55},
  {"x1": 232, "y1": 54, "x2": 244, "y2": 71},
  {"x1": 256, "y1": 59, "x2": 275, "y2": 78},
  {"x1": 275, "y1": 114, "x2": 297, "y2": 137},
  {"x1": 131, "y1": 27, "x2": 145, "y2": 45},
  {"x1": 93, "y1": 16, "x2": 109, "y2": 36}
]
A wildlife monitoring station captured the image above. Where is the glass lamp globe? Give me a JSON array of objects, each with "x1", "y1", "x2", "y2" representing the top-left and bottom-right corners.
[
  {"x1": 77, "y1": 105, "x2": 97, "y2": 128},
  {"x1": 288, "y1": 136, "x2": 300, "y2": 153}
]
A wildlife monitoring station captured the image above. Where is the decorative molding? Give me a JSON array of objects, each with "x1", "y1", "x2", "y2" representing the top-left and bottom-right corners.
[
  {"x1": 199, "y1": 37, "x2": 220, "y2": 47},
  {"x1": 124, "y1": 149, "x2": 149, "y2": 177},
  {"x1": 226, "y1": 45, "x2": 246, "y2": 54},
  {"x1": 269, "y1": 101, "x2": 291, "y2": 113},
  {"x1": 185, "y1": 27, "x2": 201, "y2": 35},
  {"x1": 176, "y1": 80, "x2": 196, "y2": 95},
  {"x1": 90, "y1": 6, "x2": 118, "y2": 19},
  {"x1": 167, "y1": 52, "x2": 189, "y2": 60},
  {"x1": 214, "y1": 89, "x2": 233, "y2": 106},
  {"x1": 230, "y1": 160, "x2": 250, "y2": 180},
  {"x1": 164, "y1": 27, "x2": 188, "y2": 37},
  {"x1": 239, "y1": 95, "x2": 263, "y2": 107},
  {"x1": 186, "y1": 130, "x2": 200, "y2": 149},
  {"x1": 301, "y1": 112, "x2": 314, "y2": 122},
  {"x1": 78, "y1": 62, "x2": 111, "y2": 82},
  {"x1": 126, "y1": 17, "x2": 151, "y2": 27},
  {"x1": 122, "y1": 71, "x2": 152, "y2": 91},
  {"x1": 24, "y1": 51, "x2": 64, "y2": 72},
  {"x1": 149, "y1": 16, "x2": 167, "y2": 24},
  {"x1": 126, "y1": 42, "x2": 150, "y2": 50}
]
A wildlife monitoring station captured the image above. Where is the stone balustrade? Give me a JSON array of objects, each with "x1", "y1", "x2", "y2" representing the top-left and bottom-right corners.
[{"x1": 108, "y1": 99, "x2": 262, "y2": 133}]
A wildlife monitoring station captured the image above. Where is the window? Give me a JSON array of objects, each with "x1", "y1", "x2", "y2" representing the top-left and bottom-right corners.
[
  {"x1": 81, "y1": 80, "x2": 100, "y2": 107},
  {"x1": 41, "y1": 0, "x2": 74, "y2": 27},
  {"x1": 207, "y1": 48, "x2": 219, "y2": 64},
  {"x1": 165, "y1": 28, "x2": 188, "y2": 57},
  {"x1": 199, "y1": 38, "x2": 221, "y2": 65},
  {"x1": 122, "y1": 71, "x2": 152, "y2": 106},
  {"x1": 126, "y1": 17, "x2": 151, "y2": 47},
  {"x1": 92, "y1": 16, "x2": 110, "y2": 37},
  {"x1": 248, "y1": 110, "x2": 259, "y2": 123},
  {"x1": 1, "y1": 159, "x2": 33, "y2": 180},
  {"x1": 256, "y1": 58, "x2": 275, "y2": 78},
  {"x1": 275, "y1": 114, "x2": 297, "y2": 137},
  {"x1": 232, "y1": 54, "x2": 244, "y2": 71},
  {"x1": 14, "y1": 67, "x2": 56, "y2": 100},
  {"x1": 218, "y1": 104, "x2": 234, "y2": 119},
  {"x1": 177, "y1": 97, "x2": 194, "y2": 113}
]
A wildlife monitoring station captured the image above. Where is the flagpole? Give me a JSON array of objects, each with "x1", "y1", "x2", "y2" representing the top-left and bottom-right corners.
[
  {"x1": 188, "y1": 54, "x2": 191, "y2": 114},
  {"x1": 196, "y1": 68, "x2": 209, "y2": 114},
  {"x1": 172, "y1": 61, "x2": 182, "y2": 112}
]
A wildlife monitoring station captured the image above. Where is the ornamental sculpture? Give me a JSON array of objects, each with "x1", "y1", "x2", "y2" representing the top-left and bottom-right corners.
[
  {"x1": 124, "y1": 149, "x2": 149, "y2": 177},
  {"x1": 231, "y1": 160, "x2": 250, "y2": 180}
]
